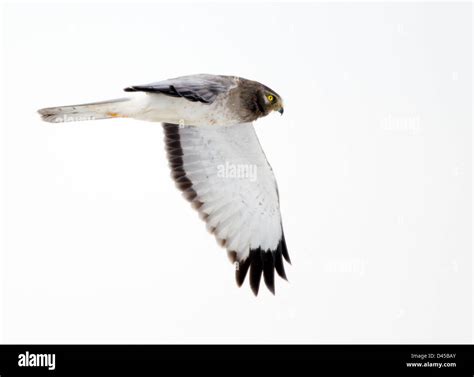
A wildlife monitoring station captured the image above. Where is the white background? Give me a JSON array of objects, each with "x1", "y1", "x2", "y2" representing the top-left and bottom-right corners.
[{"x1": 0, "y1": 1, "x2": 472, "y2": 343}]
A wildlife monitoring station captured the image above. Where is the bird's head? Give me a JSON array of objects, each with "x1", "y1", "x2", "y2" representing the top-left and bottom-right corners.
[
  {"x1": 237, "y1": 78, "x2": 284, "y2": 121},
  {"x1": 257, "y1": 85, "x2": 284, "y2": 116}
]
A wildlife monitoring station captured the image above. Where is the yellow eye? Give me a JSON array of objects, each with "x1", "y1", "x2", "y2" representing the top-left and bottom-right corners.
[{"x1": 267, "y1": 95, "x2": 274, "y2": 101}]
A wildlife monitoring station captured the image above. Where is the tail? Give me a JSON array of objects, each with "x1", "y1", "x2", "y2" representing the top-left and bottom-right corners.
[{"x1": 38, "y1": 98, "x2": 131, "y2": 123}]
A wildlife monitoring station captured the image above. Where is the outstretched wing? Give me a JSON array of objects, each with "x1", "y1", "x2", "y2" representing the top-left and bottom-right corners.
[
  {"x1": 125, "y1": 74, "x2": 235, "y2": 104},
  {"x1": 163, "y1": 122, "x2": 290, "y2": 295}
]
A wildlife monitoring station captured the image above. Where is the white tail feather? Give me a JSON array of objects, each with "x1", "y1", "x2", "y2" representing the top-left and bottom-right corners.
[{"x1": 38, "y1": 98, "x2": 131, "y2": 123}]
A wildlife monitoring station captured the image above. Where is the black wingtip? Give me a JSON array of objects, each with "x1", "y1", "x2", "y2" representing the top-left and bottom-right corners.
[
  {"x1": 262, "y1": 250, "x2": 275, "y2": 295},
  {"x1": 236, "y1": 257, "x2": 251, "y2": 287},
  {"x1": 123, "y1": 86, "x2": 137, "y2": 92},
  {"x1": 237, "y1": 241, "x2": 290, "y2": 295},
  {"x1": 274, "y1": 248, "x2": 288, "y2": 281},
  {"x1": 281, "y1": 233, "x2": 291, "y2": 265},
  {"x1": 249, "y1": 248, "x2": 263, "y2": 296}
]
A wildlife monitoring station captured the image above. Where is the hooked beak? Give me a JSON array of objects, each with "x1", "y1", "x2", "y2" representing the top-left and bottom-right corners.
[{"x1": 278, "y1": 107, "x2": 284, "y2": 116}]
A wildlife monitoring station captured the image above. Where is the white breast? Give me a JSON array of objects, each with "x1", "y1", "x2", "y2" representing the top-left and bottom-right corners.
[{"x1": 127, "y1": 92, "x2": 238, "y2": 126}]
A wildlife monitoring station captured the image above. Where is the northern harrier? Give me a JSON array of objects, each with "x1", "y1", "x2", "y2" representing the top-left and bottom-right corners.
[{"x1": 38, "y1": 74, "x2": 291, "y2": 295}]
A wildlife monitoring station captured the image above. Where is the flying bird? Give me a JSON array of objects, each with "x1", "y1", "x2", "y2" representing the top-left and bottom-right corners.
[{"x1": 38, "y1": 74, "x2": 291, "y2": 295}]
